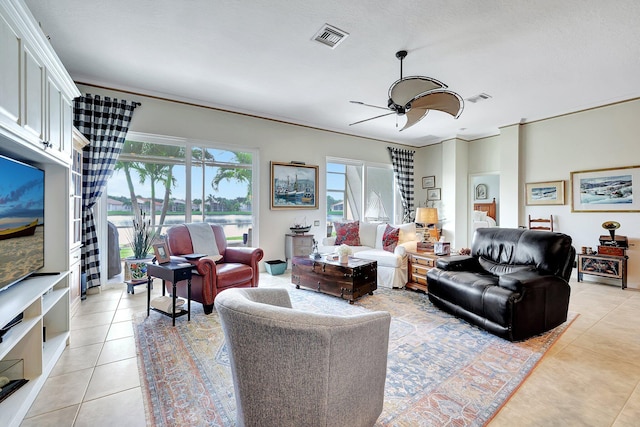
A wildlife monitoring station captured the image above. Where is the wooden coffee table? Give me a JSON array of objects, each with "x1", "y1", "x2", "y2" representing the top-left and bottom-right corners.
[{"x1": 291, "y1": 256, "x2": 377, "y2": 304}]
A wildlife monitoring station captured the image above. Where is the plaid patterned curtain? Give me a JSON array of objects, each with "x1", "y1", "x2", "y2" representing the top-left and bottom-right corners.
[
  {"x1": 388, "y1": 147, "x2": 416, "y2": 223},
  {"x1": 74, "y1": 94, "x2": 140, "y2": 289}
]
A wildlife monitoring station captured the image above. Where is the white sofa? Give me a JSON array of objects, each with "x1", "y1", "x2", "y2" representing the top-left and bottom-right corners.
[{"x1": 319, "y1": 222, "x2": 419, "y2": 289}]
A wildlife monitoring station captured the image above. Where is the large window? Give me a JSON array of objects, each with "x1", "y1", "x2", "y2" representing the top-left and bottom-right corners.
[
  {"x1": 108, "y1": 133, "x2": 256, "y2": 257},
  {"x1": 326, "y1": 158, "x2": 397, "y2": 227}
]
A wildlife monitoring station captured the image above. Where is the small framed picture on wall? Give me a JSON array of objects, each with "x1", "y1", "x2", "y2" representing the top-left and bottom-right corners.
[
  {"x1": 427, "y1": 188, "x2": 441, "y2": 201},
  {"x1": 475, "y1": 184, "x2": 488, "y2": 200},
  {"x1": 422, "y1": 176, "x2": 435, "y2": 188}
]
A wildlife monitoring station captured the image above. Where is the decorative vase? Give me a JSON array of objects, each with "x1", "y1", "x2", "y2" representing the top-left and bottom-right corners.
[
  {"x1": 124, "y1": 257, "x2": 153, "y2": 282},
  {"x1": 339, "y1": 254, "x2": 349, "y2": 264}
]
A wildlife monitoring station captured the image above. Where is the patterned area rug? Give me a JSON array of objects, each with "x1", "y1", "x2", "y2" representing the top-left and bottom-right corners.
[{"x1": 133, "y1": 284, "x2": 576, "y2": 426}]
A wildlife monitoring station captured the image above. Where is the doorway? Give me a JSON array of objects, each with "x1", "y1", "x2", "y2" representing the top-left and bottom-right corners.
[{"x1": 469, "y1": 173, "x2": 500, "y2": 243}]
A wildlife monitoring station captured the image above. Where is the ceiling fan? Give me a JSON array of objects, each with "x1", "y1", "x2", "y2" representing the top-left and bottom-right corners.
[{"x1": 349, "y1": 50, "x2": 464, "y2": 131}]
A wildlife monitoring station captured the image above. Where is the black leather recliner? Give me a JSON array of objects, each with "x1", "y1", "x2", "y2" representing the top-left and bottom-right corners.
[{"x1": 427, "y1": 228, "x2": 575, "y2": 341}]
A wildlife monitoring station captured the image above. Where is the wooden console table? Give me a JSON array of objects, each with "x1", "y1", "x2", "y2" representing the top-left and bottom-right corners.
[{"x1": 577, "y1": 253, "x2": 628, "y2": 289}]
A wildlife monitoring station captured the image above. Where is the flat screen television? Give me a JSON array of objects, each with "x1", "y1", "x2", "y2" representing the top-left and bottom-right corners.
[{"x1": 0, "y1": 154, "x2": 45, "y2": 292}]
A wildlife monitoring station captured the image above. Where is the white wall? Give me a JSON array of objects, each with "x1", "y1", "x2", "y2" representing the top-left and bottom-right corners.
[
  {"x1": 521, "y1": 99, "x2": 640, "y2": 288},
  {"x1": 414, "y1": 142, "x2": 443, "y2": 208},
  {"x1": 78, "y1": 85, "x2": 407, "y2": 268},
  {"x1": 414, "y1": 99, "x2": 640, "y2": 289}
]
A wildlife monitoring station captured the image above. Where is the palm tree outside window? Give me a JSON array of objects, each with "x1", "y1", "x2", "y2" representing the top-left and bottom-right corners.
[{"x1": 108, "y1": 133, "x2": 257, "y2": 259}]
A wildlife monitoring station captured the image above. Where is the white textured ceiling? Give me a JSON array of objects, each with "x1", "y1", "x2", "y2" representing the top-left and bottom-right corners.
[{"x1": 24, "y1": 0, "x2": 640, "y2": 147}]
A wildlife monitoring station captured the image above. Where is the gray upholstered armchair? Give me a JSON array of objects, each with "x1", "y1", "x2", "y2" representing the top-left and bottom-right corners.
[{"x1": 214, "y1": 288, "x2": 391, "y2": 427}]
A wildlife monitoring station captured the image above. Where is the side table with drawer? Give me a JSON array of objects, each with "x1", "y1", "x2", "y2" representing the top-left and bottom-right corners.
[
  {"x1": 406, "y1": 250, "x2": 441, "y2": 293},
  {"x1": 146, "y1": 261, "x2": 192, "y2": 326}
]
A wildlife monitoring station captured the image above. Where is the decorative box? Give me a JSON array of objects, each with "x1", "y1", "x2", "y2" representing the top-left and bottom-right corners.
[
  {"x1": 417, "y1": 241, "x2": 434, "y2": 251},
  {"x1": 597, "y1": 245, "x2": 626, "y2": 256},
  {"x1": 434, "y1": 242, "x2": 451, "y2": 256}
]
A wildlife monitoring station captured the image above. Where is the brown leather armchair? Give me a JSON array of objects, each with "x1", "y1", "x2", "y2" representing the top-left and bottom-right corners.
[{"x1": 166, "y1": 224, "x2": 264, "y2": 314}]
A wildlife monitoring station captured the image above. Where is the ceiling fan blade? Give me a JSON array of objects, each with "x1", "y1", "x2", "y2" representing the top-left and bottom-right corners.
[
  {"x1": 349, "y1": 100, "x2": 390, "y2": 111},
  {"x1": 400, "y1": 108, "x2": 429, "y2": 131},
  {"x1": 411, "y1": 90, "x2": 464, "y2": 118},
  {"x1": 349, "y1": 112, "x2": 395, "y2": 126},
  {"x1": 389, "y1": 77, "x2": 446, "y2": 107}
]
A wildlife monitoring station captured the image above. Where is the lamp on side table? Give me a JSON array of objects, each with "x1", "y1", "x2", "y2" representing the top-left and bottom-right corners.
[{"x1": 415, "y1": 207, "x2": 439, "y2": 251}]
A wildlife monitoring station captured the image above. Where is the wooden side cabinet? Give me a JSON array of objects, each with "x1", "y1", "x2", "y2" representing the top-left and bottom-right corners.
[
  {"x1": 577, "y1": 253, "x2": 628, "y2": 289},
  {"x1": 285, "y1": 234, "x2": 313, "y2": 261},
  {"x1": 406, "y1": 251, "x2": 441, "y2": 293}
]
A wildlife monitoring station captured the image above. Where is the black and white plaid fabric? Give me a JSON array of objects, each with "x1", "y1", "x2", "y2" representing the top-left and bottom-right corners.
[
  {"x1": 74, "y1": 94, "x2": 140, "y2": 289},
  {"x1": 388, "y1": 147, "x2": 416, "y2": 223}
]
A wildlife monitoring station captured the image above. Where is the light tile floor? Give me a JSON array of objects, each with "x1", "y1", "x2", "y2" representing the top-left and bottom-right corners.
[{"x1": 20, "y1": 273, "x2": 640, "y2": 426}]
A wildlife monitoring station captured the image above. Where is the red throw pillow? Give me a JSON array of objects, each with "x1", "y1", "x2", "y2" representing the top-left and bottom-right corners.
[
  {"x1": 334, "y1": 221, "x2": 361, "y2": 246},
  {"x1": 382, "y1": 224, "x2": 400, "y2": 252}
]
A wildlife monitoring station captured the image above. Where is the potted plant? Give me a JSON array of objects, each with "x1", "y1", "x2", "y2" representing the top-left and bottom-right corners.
[
  {"x1": 336, "y1": 244, "x2": 352, "y2": 264},
  {"x1": 124, "y1": 210, "x2": 156, "y2": 282}
]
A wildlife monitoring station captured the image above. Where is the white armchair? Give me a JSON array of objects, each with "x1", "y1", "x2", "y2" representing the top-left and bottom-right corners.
[{"x1": 214, "y1": 287, "x2": 391, "y2": 427}]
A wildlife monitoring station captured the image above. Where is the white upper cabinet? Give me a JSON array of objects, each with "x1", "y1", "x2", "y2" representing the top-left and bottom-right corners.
[
  {"x1": 23, "y1": 41, "x2": 45, "y2": 141},
  {"x1": 0, "y1": 0, "x2": 79, "y2": 163},
  {"x1": 45, "y1": 70, "x2": 74, "y2": 159},
  {"x1": 0, "y1": 13, "x2": 20, "y2": 124}
]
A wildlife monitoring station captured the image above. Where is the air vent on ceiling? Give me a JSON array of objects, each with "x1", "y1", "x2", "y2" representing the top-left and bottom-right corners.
[
  {"x1": 312, "y1": 24, "x2": 349, "y2": 49},
  {"x1": 466, "y1": 93, "x2": 492, "y2": 103}
]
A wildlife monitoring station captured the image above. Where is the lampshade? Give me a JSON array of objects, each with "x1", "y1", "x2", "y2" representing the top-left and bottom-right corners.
[{"x1": 415, "y1": 207, "x2": 438, "y2": 225}]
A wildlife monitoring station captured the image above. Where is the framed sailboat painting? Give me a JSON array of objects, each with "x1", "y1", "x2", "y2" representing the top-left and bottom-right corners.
[{"x1": 270, "y1": 162, "x2": 319, "y2": 210}]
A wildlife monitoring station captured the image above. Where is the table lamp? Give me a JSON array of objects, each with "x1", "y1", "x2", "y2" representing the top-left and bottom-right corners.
[{"x1": 415, "y1": 207, "x2": 440, "y2": 241}]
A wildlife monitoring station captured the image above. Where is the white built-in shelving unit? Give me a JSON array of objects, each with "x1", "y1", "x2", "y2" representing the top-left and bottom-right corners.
[{"x1": 0, "y1": 1, "x2": 80, "y2": 425}]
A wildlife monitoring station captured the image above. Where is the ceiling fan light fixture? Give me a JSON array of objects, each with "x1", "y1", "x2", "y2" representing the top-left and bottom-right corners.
[
  {"x1": 400, "y1": 90, "x2": 464, "y2": 131},
  {"x1": 389, "y1": 76, "x2": 446, "y2": 107},
  {"x1": 349, "y1": 50, "x2": 464, "y2": 130}
]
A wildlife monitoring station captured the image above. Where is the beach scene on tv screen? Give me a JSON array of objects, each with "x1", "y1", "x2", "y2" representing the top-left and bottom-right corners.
[{"x1": 0, "y1": 158, "x2": 45, "y2": 288}]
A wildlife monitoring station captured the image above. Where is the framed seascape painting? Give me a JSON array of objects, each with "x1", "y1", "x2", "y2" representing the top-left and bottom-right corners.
[
  {"x1": 525, "y1": 180, "x2": 565, "y2": 205},
  {"x1": 571, "y1": 165, "x2": 640, "y2": 212},
  {"x1": 270, "y1": 162, "x2": 319, "y2": 210}
]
